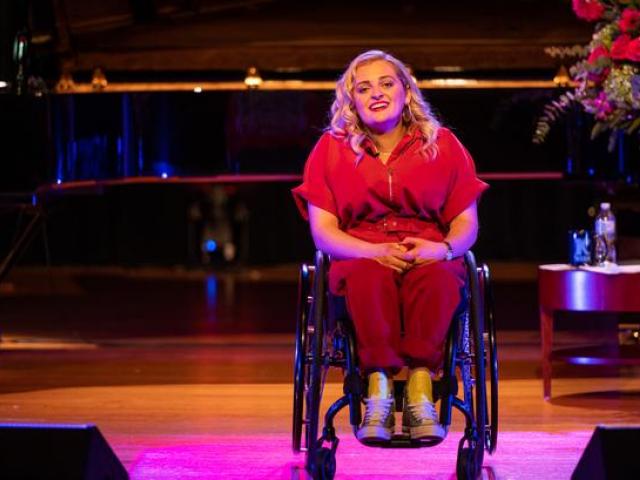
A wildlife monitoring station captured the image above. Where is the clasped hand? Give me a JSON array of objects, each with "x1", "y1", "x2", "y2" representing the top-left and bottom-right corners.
[{"x1": 371, "y1": 237, "x2": 447, "y2": 273}]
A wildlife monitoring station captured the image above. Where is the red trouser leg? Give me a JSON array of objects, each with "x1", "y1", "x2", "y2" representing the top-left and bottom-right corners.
[
  {"x1": 399, "y1": 259, "x2": 466, "y2": 371},
  {"x1": 332, "y1": 258, "x2": 404, "y2": 372}
]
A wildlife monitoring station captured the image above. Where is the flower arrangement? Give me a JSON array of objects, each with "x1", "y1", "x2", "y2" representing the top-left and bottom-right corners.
[{"x1": 535, "y1": 0, "x2": 640, "y2": 149}]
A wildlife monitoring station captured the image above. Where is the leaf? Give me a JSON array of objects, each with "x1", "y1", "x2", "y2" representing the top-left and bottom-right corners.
[
  {"x1": 591, "y1": 122, "x2": 606, "y2": 139},
  {"x1": 607, "y1": 131, "x2": 618, "y2": 152},
  {"x1": 627, "y1": 118, "x2": 640, "y2": 134},
  {"x1": 532, "y1": 92, "x2": 578, "y2": 144}
]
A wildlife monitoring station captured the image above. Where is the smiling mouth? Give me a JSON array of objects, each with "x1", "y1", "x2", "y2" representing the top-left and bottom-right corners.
[{"x1": 369, "y1": 102, "x2": 389, "y2": 112}]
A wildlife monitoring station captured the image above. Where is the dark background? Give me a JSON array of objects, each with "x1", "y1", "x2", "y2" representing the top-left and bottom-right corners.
[{"x1": 0, "y1": 0, "x2": 638, "y2": 268}]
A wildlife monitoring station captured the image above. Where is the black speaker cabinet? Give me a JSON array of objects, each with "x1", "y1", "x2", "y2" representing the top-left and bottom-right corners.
[
  {"x1": 572, "y1": 425, "x2": 640, "y2": 480},
  {"x1": 0, "y1": 423, "x2": 128, "y2": 479}
]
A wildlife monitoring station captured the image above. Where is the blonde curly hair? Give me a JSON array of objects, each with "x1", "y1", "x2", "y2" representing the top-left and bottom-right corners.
[{"x1": 329, "y1": 50, "x2": 441, "y2": 160}]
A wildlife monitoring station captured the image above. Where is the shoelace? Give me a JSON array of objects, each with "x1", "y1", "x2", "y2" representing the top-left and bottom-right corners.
[
  {"x1": 407, "y1": 401, "x2": 438, "y2": 424},
  {"x1": 362, "y1": 397, "x2": 394, "y2": 424}
]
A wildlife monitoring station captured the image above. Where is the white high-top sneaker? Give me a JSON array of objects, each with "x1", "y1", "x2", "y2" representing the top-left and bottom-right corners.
[
  {"x1": 356, "y1": 371, "x2": 395, "y2": 443},
  {"x1": 402, "y1": 400, "x2": 445, "y2": 440},
  {"x1": 402, "y1": 368, "x2": 445, "y2": 441}
]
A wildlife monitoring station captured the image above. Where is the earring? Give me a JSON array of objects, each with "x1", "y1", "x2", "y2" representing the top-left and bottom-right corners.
[{"x1": 402, "y1": 105, "x2": 412, "y2": 123}]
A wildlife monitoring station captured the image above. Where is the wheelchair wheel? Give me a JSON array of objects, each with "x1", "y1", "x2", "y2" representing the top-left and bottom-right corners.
[
  {"x1": 480, "y1": 264, "x2": 499, "y2": 455},
  {"x1": 315, "y1": 447, "x2": 336, "y2": 480},
  {"x1": 456, "y1": 252, "x2": 487, "y2": 480},
  {"x1": 305, "y1": 251, "x2": 329, "y2": 477},
  {"x1": 456, "y1": 446, "x2": 479, "y2": 480},
  {"x1": 292, "y1": 263, "x2": 313, "y2": 453}
]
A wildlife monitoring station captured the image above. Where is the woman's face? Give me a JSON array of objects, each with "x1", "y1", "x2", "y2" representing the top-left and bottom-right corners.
[{"x1": 352, "y1": 59, "x2": 410, "y2": 134}]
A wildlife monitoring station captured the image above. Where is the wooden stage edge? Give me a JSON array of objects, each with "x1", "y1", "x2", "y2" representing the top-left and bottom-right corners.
[{"x1": 0, "y1": 333, "x2": 639, "y2": 479}]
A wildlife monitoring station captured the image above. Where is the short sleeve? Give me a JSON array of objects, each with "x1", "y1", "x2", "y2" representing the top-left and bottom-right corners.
[
  {"x1": 440, "y1": 131, "x2": 489, "y2": 224},
  {"x1": 291, "y1": 133, "x2": 339, "y2": 220}
]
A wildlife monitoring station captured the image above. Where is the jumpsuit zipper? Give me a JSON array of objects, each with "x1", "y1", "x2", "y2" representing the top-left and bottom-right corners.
[
  {"x1": 379, "y1": 134, "x2": 419, "y2": 231},
  {"x1": 384, "y1": 168, "x2": 393, "y2": 233}
]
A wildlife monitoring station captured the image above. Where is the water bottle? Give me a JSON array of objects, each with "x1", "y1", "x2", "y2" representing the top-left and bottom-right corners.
[
  {"x1": 593, "y1": 202, "x2": 617, "y2": 265},
  {"x1": 592, "y1": 233, "x2": 608, "y2": 266}
]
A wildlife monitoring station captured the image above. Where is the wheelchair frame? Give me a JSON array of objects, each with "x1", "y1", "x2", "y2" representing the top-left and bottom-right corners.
[{"x1": 292, "y1": 251, "x2": 498, "y2": 480}]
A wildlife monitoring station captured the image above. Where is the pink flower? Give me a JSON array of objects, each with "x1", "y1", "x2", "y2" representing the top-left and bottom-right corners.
[
  {"x1": 626, "y1": 37, "x2": 640, "y2": 61},
  {"x1": 610, "y1": 34, "x2": 632, "y2": 59},
  {"x1": 595, "y1": 102, "x2": 613, "y2": 121},
  {"x1": 572, "y1": 0, "x2": 605, "y2": 21},
  {"x1": 619, "y1": 8, "x2": 640, "y2": 33},
  {"x1": 588, "y1": 45, "x2": 610, "y2": 64},
  {"x1": 586, "y1": 45, "x2": 611, "y2": 82},
  {"x1": 585, "y1": 92, "x2": 614, "y2": 120}
]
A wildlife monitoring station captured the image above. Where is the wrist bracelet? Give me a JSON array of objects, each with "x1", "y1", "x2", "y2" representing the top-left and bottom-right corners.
[{"x1": 443, "y1": 241, "x2": 454, "y2": 261}]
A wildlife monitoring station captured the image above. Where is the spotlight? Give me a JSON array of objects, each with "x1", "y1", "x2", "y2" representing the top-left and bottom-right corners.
[
  {"x1": 0, "y1": 80, "x2": 8, "y2": 89},
  {"x1": 205, "y1": 239, "x2": 218, "y2": 253},
  {"x1": 244, "y1": 66, "x2": 262, "y2": 89},
  {"x1": 153, "y1": 162, "x2": 173, "y2": 178},
  {"x1": 193, "y1": 86, "x2": 203, "y2": 93}
]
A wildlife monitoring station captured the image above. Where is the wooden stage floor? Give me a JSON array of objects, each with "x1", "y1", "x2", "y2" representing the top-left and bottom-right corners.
[{"x1": 1, "y1": 267, "x2": 639, "y2": 479}]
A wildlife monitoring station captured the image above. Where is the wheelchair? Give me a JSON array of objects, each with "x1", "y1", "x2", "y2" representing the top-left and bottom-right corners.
[{"x1": 292, "y1": 250, "x2": 498, "y2": 480}]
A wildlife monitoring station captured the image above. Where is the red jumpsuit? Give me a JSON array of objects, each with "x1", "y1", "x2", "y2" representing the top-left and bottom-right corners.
[{"x1": 292, "y1": 127, "x2": 488, "y2": 372}]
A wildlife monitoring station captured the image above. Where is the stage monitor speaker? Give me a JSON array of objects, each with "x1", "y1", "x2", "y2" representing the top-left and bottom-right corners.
[
  {"x1": 0, "y1": 423, "x2": 129, "y2": 479},
  {"x1": 572, "y1": 425, "x2": 640, "y2": 480}
]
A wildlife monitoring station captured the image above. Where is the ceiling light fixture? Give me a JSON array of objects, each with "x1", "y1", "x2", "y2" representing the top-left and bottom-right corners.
[
  {"x1": 91, "y1": 67, "x2": 108, "y2": 91},
  {"x1": 553, "y1": 65, "x2": 570, "y2": 86},
  {"x1": 244, "y1": 67, "x2": 263, "y2": 89},
  {"x1": 55, "y1": 72, "x2": 75, "y2": 92}
]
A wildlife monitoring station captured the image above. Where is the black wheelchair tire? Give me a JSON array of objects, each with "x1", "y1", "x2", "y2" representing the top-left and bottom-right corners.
[
  {"x1": 292, "y1": 263, "x2": 312, "y2": 453},
  {"x1": 315, "y1": 447, "x2": 336, "y2": 480},
  {"x1": 481, "y1": 264, "x2": 499, "y2": 455},
  {"x1": 456, "y1": 446, "x2": 478, "y2": 480},
  {"x1": 472, "y1": 295, "x2": 487, "y2": 475},
  {"x1": 467, "y1": 252, "x2": 487, "y2": 476},
  {"x1": 305, "y1": 251, "x2": 327, "y2": 476}
]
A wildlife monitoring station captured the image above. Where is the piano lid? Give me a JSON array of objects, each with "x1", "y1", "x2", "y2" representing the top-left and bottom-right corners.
[
  {"x1": 1, "y1": 86, "x2": 584, "y2": 197},
  {"x1": 49, "y1": 90, "x2": 328, "y2": 184}
]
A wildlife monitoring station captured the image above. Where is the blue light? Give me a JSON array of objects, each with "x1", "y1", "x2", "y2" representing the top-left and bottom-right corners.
[
  {"x1": 153, "y1": 161, "x2": 173, "y2": 178},
  {"x1": 56, "y1": 178, "x2": 62, "y2": 185},
  {"x1": 138, "y1": 138, "x2": 144, "y2": 171},
  {"x1": 205, "y1": 239, "x2": 218, "y2": 252},
  {"x1": 588, "y1": 168, "x2": 595, "y2": 176},
  {"x1": 206, "y1": 275, "x2": 218, "y2": 316},
  {"x1": 572, "y1": 357, "x2": 600, "y2": 366}
]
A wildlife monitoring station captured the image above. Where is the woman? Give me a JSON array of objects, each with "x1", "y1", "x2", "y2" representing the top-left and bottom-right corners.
[{"x1": 292, "y1": 50, "x2": 488, "y2": 444}]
